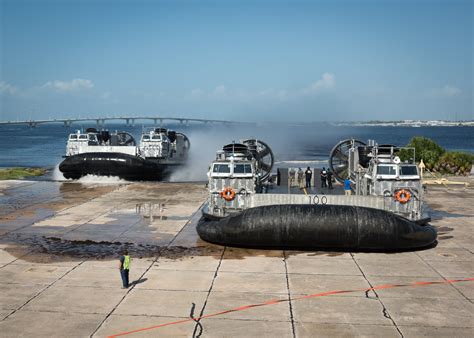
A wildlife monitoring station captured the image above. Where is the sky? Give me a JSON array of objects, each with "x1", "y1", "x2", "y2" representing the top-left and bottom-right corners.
[{"x1": 0, "y1": 0, "x2": 472, "y2": 122}]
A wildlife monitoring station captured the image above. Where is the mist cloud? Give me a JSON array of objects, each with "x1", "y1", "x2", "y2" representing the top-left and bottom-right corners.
[
  {"x1": 428, "y1": 85, "x2": 461, "y2": 98},
  {"x1": 0, "y1": 81, "x2": 18, "y2": 95},
  {"x1": 185, "y1": 73, "x2": 336, "y2": 102},
  {"x1": 302, "y1": 73, "x2": 336, "y2": 93},
  {"x1": 43, "y1": 78, "x2": 94, "y2": 92}
]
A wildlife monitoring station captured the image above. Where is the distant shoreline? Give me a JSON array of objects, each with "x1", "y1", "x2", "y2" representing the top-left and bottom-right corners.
[{"x1": 330, "y1": 120, "x2": 474, "y2": 127}]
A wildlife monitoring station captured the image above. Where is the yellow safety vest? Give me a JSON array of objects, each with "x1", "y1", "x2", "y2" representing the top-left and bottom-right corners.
[{"x1": 123, "y1": 255, "x2": 130, "y2": 270}]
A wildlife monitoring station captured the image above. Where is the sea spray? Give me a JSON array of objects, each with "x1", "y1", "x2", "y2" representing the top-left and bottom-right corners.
[
  {"x1": 52, "y1": 163, "x2": 128, "y2": 183},
  {"x1": 168, "y1": 125, "x2": 331, "y2": 181},
  {"x1": 77, "y1": 174, "x2": 128, "y2": 184},
  {"x1": 168, "y1": 130, "x2": 223, "y2": 182},
  {"x1": 52, "y1": 164, "x2": 68, "y2": 181}
]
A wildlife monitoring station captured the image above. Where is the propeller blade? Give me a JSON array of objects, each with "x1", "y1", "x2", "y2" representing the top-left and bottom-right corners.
[
  {"x1": 333, "y1": 148, "x2": 348, "y2": 159},
  {"x1": 260, "y1": 162, "x2": 272, "y2": 172},
  {"x1": 256, "y1": 147, "x2": 271, "y2": 159}
]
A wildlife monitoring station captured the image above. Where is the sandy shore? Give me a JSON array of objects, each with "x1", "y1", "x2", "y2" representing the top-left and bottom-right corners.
[{"x1": 0, "y1": 178, "x2": 472, "y2": 337}]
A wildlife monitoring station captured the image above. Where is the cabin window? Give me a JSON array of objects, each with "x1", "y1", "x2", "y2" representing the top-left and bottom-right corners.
[
  {"x1": 69, "y1": 135, "x2": 78, "y2": 140},
  {"x1": 400, "y1": 165, "x2": 418, "y2": 176},
  {"x1": 213, "y1": 164, "x2": 231, "y2": 173},
  {"x1": 152, "y1": 135, "x2": 161, "y2": 140},
  {"x1": 142, "y1": 135, "x2": 150, "y2": 140},
  {"x1": 79, "y1": 135, "x2": 88, "y2": 140},
  {"x1": 88, "y1": 134, "x2": 99, "y2": 145},
  {"x1": 377, "y1": 165, "x2": 397, "y2": 175},
  {"x1": 234, "y1": 164, "x2": 252, "y2": 174}
]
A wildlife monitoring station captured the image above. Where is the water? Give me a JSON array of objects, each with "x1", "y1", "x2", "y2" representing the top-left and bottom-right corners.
[{"x1": 0, "y1": 123, "x2": 472, "y2": 178}]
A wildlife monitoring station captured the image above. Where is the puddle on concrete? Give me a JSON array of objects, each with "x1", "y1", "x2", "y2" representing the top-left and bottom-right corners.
[
  {"x1": 0, "y1": 207, "x2": 55, "y2": 222},
  {"x1": 135, "y1": 202, "x2": 193, "y2": 223},
  {"x1": 0, "y1": 182, "x2": 118, "y2": 221},
  {"x1": 135, "y1": 202, "x2": 167, "y2": 222}
]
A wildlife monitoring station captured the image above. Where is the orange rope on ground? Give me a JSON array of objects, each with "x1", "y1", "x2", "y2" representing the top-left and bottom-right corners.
[{"x1": 107, "y1": 277, "x2": 474, "y2": 338}]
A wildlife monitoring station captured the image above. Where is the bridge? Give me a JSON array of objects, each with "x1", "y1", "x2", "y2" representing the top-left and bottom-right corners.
[{"x1": 0, "y1": 116, "x2": 253, "y2": 128}]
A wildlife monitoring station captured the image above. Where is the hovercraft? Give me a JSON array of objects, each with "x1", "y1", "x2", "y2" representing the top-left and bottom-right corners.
[
  {"x1": 59, "y1": 127, "x2": 190, "y2": 180},
  {"x1": 197, "y1": 138, "x2": 436, "y2": 251}
]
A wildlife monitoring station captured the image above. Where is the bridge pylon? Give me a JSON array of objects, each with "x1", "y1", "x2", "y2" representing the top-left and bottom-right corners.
[{"x1": 96, "y1": 119, "x2": 105, "y2": 128}]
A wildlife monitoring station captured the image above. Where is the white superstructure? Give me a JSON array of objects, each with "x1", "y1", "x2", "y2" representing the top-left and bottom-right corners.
[{"x1": 65, "y1": 130, "x2": 137, "y2": 157}]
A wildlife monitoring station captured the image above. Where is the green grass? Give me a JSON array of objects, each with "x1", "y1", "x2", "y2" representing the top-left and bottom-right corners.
[{"x1": 0, "y1": 167, "x2": 47, "y2": 180}]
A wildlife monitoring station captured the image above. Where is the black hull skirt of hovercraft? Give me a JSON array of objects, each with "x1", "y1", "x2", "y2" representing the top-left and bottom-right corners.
[
  {"x1": 198, "y1": 204, "x2": 437, "y2": 251},
  {"x1": 59, "y1": 152, "x2": 171, "y2": 181}
]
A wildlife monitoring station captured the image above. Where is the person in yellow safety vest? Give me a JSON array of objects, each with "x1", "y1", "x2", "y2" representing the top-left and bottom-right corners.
[{"x1": 119, "y1": 250, "x2": 130, "y2": 288}]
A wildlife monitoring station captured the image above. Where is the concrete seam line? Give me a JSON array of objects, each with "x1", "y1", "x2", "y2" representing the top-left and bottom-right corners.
[
  {"x1": 283, "y1": 250, "x2": 296, "y2": 338},
  {"x1": 0, "y1": 248, "x2": 35, "y2": 270},
  {"x1": 192, "y1": 246, "x2": 226, "y2": 337},
  {"x1": 417, "y1": 252, "x2": 472, "y2": 303},
  {"x1": 2, "y1": 195, "x2": 61, "y2": 236},
  {"x1": 109, "y1": 203, "x2": 145, "y2": 243},
  {"x1": 62, "y1": 193, "x2": 127, "y2": 236},
  {"x1": 89, "y1": 246, "x2": 164, "y2": 337},
  {"x1": 167, "y1": 201, "x2": 206, "y2": 247},
  {"x1": 106, "y1": 278, "x2": 474, "y2": 337},
  {"x1": 2, "y1": 260, "x2": 85, "y2": 321},
  {"x1": 90, "y1": 192, "x2": 204, "y2": 337},
  {"x1": 3, "y1": 182, "x2": 118, "y2": 237},
  {"x1": 350, "y1": 253, "x2": 404, "y2": 338}
]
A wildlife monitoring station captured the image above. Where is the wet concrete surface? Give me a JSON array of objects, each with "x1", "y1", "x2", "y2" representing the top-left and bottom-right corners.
[{"x1": 0, "y1": 178, "x2": 472, "y2": 337}]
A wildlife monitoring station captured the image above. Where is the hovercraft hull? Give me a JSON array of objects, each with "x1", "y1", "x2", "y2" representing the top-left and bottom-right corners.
[
  {"x1": 198, "y1": 204, "x2": 437, "y2": 251},
  {"x1": 59, "y1": 152, "x2": 169, "y2": 180}
]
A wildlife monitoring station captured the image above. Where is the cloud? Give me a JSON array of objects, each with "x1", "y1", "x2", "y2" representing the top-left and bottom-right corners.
[
  {"x1": 301, "y1": 73, "x2": 336, "y2": 94},
  {"x1": 441, "y1": 85, "x2": 461, "y2": 97},
  {"x1": 186, "y1": 73, "x2": 336, "y2": 102},
  {"x1": 429, "y1": 85, "x2": 461, "y2": 98},
  {"x1": 0, "y1": 81, "x2": 18, "y2": 95},
  {"x1": 100, "y1": 91, "x2": 111, "y2": 100},
  {"x1": 210, "y1": 85, "x2": 227, "y2": 97},
  {"x1": 190, "y1": 88, "x2": 203, "y2": 98},
  {"x1": 42, "y1": 78, "x2": 94, "y2": 92}
]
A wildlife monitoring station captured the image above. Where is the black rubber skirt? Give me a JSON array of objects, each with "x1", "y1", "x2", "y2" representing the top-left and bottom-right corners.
[
  {"x1": 59, "y1": 152, "x2": 165, "y2": 180},
  {"x1": 198, "y1": 204, "x2": 437, "y2": 251}
]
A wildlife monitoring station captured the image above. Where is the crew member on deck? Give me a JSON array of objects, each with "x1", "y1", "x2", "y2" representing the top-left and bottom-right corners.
[
  {"x1": 320, "y1": 167, "x2": 328, "y2": 188},
  {"x1": 327, "y1": 170, "x2": 333, "y2": 189},
  {"x1": 305, "y1": 167, "x2": 313, "y2": 189},
  {"x1": 297, "y1": 168, "x2": 304, "y2": 189},
  {"x1": 344, "y1": 177, "x2": 352, "y2": 196}
]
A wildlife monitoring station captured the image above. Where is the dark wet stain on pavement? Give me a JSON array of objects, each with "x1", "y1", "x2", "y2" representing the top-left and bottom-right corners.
[
  {"x1": 438, "y1": 235, "x2": 454, "y2": 240},
  {"x1": 427, "y1": 204, "x2": 467, "y2": 220},
  {"x1": 1, "y1": 233, "x2": 222, "y2": 262},
  {"x1": 298, "y1": 251, "x2": 345, "y2": 257},
  {"x1": 1, "y1": 231, "x2": 336, "y2": 263},
  {"x1": 437, "y1": 226, "x2": 454, "y2": 232},
  {"x1": 434, "y1": 226, "x2": 454, "y2": 241}
]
